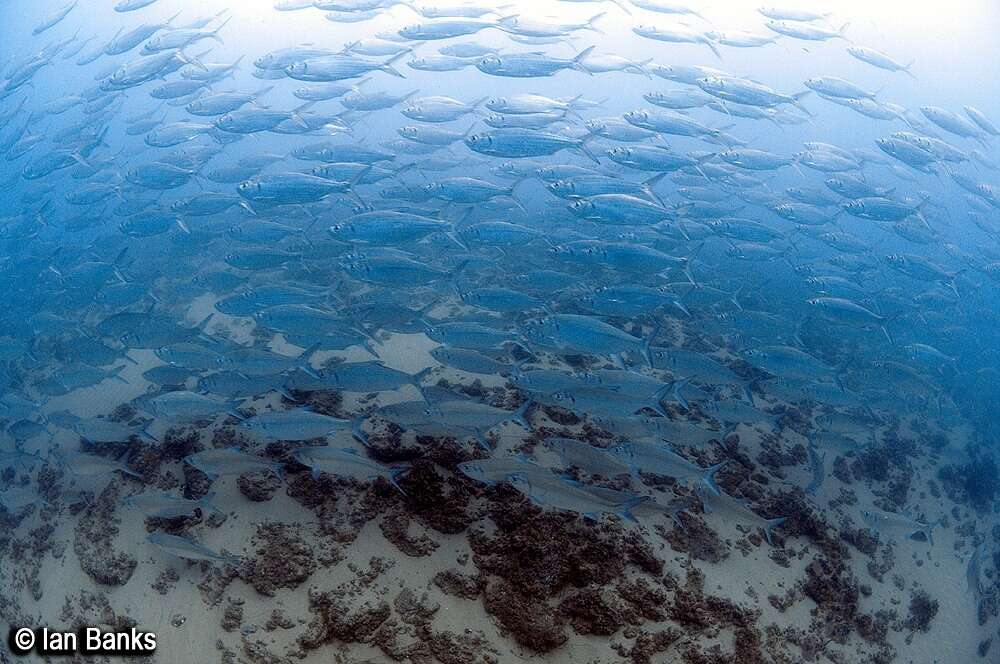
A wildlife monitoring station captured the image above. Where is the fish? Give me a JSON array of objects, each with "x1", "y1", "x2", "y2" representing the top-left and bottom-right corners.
[
  {"x1": 147, "y1": 532, "x2": 241, "y2": 565},
  {"x1": 33, "y1": 1, "x2": 78, "y2": 36},
  {"x1": 764, "y1": 20, "x2": 850, "y2": 42},
  {"x1": 398, "y1": 19, "x2": 498, "y2": 41},
  {"x1": 125, "y1": 491, "x2": 220, "y2": 519},
  {"x1": 633, "y1": 24, "x2": 720, "y2": 59},
  {"x1": 285, "y1": 53, "x2": 406, "y2": 81},
  {"x1": 967, "y1": 544, "x2": 983, "y2": 608},
  {"x1": 59, "y1": 451, "x2": 142, "y2": 479},
  {"x1": 542, "y1": 437, "x2": 631, "y2": 477},
  {"x1": 0, "y1": 1, "x2": 996, "y2": 640},
  {"x1": 847, "y1": 46, "x2": 916, "y2": 77},
  {"x1": 805, "y1": 444, "x2": 826, "y2": 496},
  {"x1": 115, "y1": 0, "x2": 161, "y2": 12},
  {"x1": 696, "y1": 484, "x2": 787, "y2": 546},
  {"x1": 465, "y1": 128, "x2": 598, "y2": 162},
  {"x1": 239, "y1": 409, "x2": 352, "y2": 441},
  {"x1": 67, "y1": 417, "x2": 152, "y2": 444},
  {"x1": 507, "y1": 472, "x2": 650, "y2": 522},
  {"x1": 611, "y1": 442, "x2": 727, "y2": 493},
  {"x1": 291, "y1": 445, "x2": 409, "y2": 492},
  {"x1": 861, "y1": 508, "x2": 938, "y2": 545},
  {"x1": 804, "y1": 76, "x2": 877, "y2": 100},
  {"x1": 457, "y1": 454, "x2": 548, "y2": 485},
  {"x1": 477, "y1": 47, "x2": 596, "y2": 78},
  {"x1": 184, "y1": 447, "x2": 285, "y2": 479}
]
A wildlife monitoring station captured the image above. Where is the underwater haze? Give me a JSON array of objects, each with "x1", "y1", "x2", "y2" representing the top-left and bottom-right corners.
[{"x1": 1, "y1": 0, "x2": 1000, "y2": 662}]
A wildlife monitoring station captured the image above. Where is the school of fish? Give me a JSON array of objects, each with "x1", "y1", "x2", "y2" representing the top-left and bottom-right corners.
[{"x1": 0, "y1": 0, "x2": 997, "y2": 570}]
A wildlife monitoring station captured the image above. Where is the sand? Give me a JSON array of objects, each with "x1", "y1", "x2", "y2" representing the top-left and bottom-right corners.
[{"x1": 0, "y1": 319, "x2": 996, "y2": 664}]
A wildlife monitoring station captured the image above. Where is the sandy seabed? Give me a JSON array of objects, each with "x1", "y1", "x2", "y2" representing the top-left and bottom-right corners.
[{"x1": 1, "y1": 316, "x2": 995, "y2": 664}]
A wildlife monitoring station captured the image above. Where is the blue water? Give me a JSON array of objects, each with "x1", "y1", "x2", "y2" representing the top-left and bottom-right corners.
[{"x1": 1, "y1": 0, "x2": 999, "y2": 660}]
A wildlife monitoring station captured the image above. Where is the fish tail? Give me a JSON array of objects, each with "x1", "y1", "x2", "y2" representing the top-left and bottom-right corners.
[
  {"x1": 121, "y1": 465, "x2": 143, "y2": 480},
  {"x1": 297, "y1": 341, "x2": 324, "y2": 379},
  {"x1": 194, "y1": 312, "x2": 216, "y2": 341},
  {"x1": 211, "y1": 15, "x2": 232, "y2": 40},
  {"x1": 641, "y1": 321, "x2": 661, "y2": 368},
  {"x1": 790, "y1": 90, "x2": 814, "y2": 117},
  {"x1": 177, "y1": 49, "x2": 209, "y2": 73},
  {"x1": 667, "y1": 376, "x2": 692, "y2": 411},
  {"x1": 705, "y1": 39, "x2": 723, "y2": 61},
  {"x1": 380, "y1": 52, "x2": 407, "y2": 79},
  {"x1": 619, "y1": 495, "x2": 649, "y2": 523},
  {"x1": 649, "y1": 382, "x2": 673, "y2": 417},
  {"x1": 701, "y1": 460, "x2": 729, "y2": 496},
  {"x1": 572, "y1": 45, "x2": 596, "y2": 71},
  {"x1": 763, "y1": 516, "x2": 786, "y2": 546},
  {"x1": 443, "y1": 230, "x2": 468, "y2": 252},
  {"x1": 411, "y1": 366, "x2": 434, "y2": 403},
  {"x1": 611, "y1": 0, "x2": 632, "y2": 15},
  {"x1": 512, "y1": 399, "x2": 533, "y2": 430},
  {"x1": 223, "y1": 552, "x2": 244, "y2": 568},
  {"x1": 351, "y1": 417, "x2": 369, "y2": 446},
  {"x1": 474, "y1": 429, "x2": 493, "y2": 451},
  {"x1": 388, "y1": 466, "x2": 411, "y2": 494},
  {"x1": 586, "y1": 12, "x2": 606, "y2": 34},
  {"x1": 200, "y1": 491, "x2": 223, "y2": 515},
  {"x1": 642, "y1": 171, "x2": 668, "y2": 206},
  {"x1": 448, "y1": 257, "x2": 471, "y2": 280},
  {"x1": 922, "y1": 518, "x2": 944, "y2": 547},
  {"x1": 574, "y1": 135, "x2": 601, "y2": 164}
]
